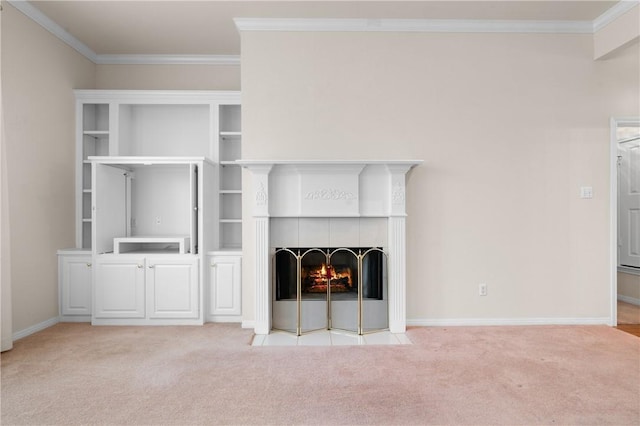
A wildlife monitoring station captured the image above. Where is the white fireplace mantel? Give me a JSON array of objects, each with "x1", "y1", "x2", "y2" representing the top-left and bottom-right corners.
[{"x1": 238, "y1": 159, "x2": 422, "y2": 335}]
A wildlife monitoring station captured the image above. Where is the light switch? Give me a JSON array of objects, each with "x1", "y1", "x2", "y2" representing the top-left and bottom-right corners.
[{"x1": 580, "y1": 186, "x2": 593, "y2": 199}]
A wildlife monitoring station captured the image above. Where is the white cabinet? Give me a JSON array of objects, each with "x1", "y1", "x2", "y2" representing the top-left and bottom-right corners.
[
  {"x1": 147, "y1": 256, "x2": 199, "y2": 319},
  {"x1": 94, "y1": 255, "x2": 199, "y2": 324},
  {"x1": 64, "y1": 90, "x2": 242, "y2": 327},
  {"x1": 58, "y1": 249, "x2": 92, "y2": 321},
  {"x1": 207, "y1": 253, "x2": 242, "y2": 321},
  {"x1": 91, "y1": 157, "x2": 209, "y2": 325},
  {"x1": 94, "y1": 256, "x2": 146, "y2": 319}
]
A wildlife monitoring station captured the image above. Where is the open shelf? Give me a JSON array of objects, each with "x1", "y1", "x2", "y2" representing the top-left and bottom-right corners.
[{"x1": 220, "y1": 222, "x2": 242, "y2": 250}]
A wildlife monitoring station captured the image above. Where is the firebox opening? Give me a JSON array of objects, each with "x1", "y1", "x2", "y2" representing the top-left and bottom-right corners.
[{"x1": 274, "y1": 248, "x2": 384, "y2": 301}]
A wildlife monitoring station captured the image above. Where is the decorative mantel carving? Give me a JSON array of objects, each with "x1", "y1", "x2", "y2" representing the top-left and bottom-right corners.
[{"x1": 304, "y1": 188, "x2": 357, "y2": 201}]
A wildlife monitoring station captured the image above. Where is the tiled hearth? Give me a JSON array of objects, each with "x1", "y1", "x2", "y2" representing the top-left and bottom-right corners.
[
  {"x1": 239, "y1": 160, "x2": 421, "y2": 335},
  {"x1": 252, "y1": 329, "x2": 412, "y2": 346}
]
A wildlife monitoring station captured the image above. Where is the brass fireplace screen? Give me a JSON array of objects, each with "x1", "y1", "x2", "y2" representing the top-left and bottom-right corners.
[{"x1": 273, "y1": 247, "x2": 387, "y2": 336}]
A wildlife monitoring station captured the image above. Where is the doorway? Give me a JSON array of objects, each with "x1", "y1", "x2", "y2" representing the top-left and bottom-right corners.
[{"x1": 611, "y1": 117, "x2": 640, "y2": 331}]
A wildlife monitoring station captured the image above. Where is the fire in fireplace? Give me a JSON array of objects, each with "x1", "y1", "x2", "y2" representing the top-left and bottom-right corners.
[{"x1": 302, "y1": 262, "x2": 352, "y2": 293}]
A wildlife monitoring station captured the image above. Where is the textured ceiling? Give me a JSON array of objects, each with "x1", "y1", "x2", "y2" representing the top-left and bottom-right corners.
[{"x1": 30, "y1": 1, "x2": 618, "y2": 55}]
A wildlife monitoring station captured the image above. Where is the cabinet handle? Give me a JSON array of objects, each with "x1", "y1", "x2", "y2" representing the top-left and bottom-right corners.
[
  {"x1": 86, "y1": 263, "x2": 92, "y2": 268},
  {"x1": 137, "y1": 264, "x2": 143, "y2": 268},
  {"x1": 148, "y1": 265, "x2": 155, "y2": 269}
]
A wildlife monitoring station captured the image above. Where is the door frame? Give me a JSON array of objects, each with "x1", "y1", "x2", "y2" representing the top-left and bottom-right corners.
[{"x1": 609, "y1": 116, "x2": 640, "y2": 326}]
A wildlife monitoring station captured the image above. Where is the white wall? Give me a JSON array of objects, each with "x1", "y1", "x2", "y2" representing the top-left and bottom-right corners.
[
  {"x1": 96, "y1": 64, "x2": 240, "y2": 90},
  {"x1": 240, "y1": 30, "x2": 639, "y2": 324},
  {"x1": 1, "y1": 3, "x2": 95, "y2": 335}
]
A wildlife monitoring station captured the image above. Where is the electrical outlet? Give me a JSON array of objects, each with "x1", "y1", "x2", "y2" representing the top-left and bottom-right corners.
[
  {"x1": 479, "y1": 283, "x2": 487, "y2": 296},
  {"x1": 155, "y1": 216, "x2": 161, "y2": 225}
]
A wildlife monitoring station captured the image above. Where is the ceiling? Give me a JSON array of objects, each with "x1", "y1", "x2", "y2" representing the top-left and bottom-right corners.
[{"x1": 27, "y1": 1, "x2": 618, "y2": 56}]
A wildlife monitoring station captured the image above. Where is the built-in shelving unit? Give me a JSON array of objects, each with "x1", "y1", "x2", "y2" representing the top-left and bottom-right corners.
[
  {"x1": 62, "y1": 90, "x2": 243, "y2": 326},
  {"x1": 78, "y1": 103, "x2": 111, "y2": 249},
  {"x1": 218, "y1": 105, "x2": 242, "y2": 250},
  {"x1": 74, "y1": 91, "x2": 242, "y2": 252}
]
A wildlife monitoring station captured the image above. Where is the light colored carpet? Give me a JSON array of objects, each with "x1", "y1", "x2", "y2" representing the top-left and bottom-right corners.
[{"x1": 2, "y1": 323, "x2": 639, "y2": 425}]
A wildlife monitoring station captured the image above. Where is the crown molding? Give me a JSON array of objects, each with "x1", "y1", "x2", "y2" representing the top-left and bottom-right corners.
[
  {"x1": 593, "y1": 1, "x2": 639, "y2": 32},
  {"x1": 234, "y1": 17, "x2": 594, "y2": 34},
  {"x1": 9, "y1": 0, "x2": 639, "y2": 64},
  {"x1": 94, "y1": 55, "x2": 241, "y2": 65},
  {"x1": 7, "y1": 0, "x2": 239, "y2": 66},
  {"x1": 7, "y1": 0, "x2": 98, "y2": 62}
]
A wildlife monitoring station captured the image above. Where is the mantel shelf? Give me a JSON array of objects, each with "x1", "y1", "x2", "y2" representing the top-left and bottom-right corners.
[{"x1": 237, "y1": 160, "x2": 423, "y2": 171}]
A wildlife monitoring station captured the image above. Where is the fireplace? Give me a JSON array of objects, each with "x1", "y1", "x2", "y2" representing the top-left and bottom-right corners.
[
  {"x1": 273, "y1": 247, "x2": 387, "y2": 335},
  {"x1": 237, "y1": 160, "x2": 422, "y2": 335}
]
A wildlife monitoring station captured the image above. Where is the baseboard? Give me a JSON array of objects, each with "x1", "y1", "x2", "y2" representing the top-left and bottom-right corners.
[
  {"x1": 618, "y1": 266, "x2": 640, "y2": 276},
  {"x1": 618, "y1": 294, "x2": 640, "y2": 306},
  {"x1": 13, "y1": 316, "x2": 59, "y2": 341},
  {"x1": 241, "y1": 320, "x2": 255, "y2": 329},
  {"x1": 59, "y1": 315, "x2": 91, "y2": 323},
  {"x1": 406, "y1": 317, "x2": 611, "y2": 327},
  {"x1": 206, "y1": 316, "x2": 242, "y2": 323}
]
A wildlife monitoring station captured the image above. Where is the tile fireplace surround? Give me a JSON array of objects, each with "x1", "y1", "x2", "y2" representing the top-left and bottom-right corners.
[{"x1": 238, "y1": 160, "x2": 422, "y2": 335}]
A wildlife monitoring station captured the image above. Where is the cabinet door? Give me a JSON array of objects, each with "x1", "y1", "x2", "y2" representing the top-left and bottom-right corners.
[
  {"x1": 94, "y1": 256, "x2": 145, "y2": 318},
  {"x1": 60, "y1": 256, "x2": 92, "y2": 316},
  {"x1": 94, "y1": 163, "x2": 127, "y2": 254},
  {"x1": 209, "y1": 256, "x2": 241, "y2": 316},
  {"x1": 147, "y1": 257, "x2": 199, "y2": 319}
]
